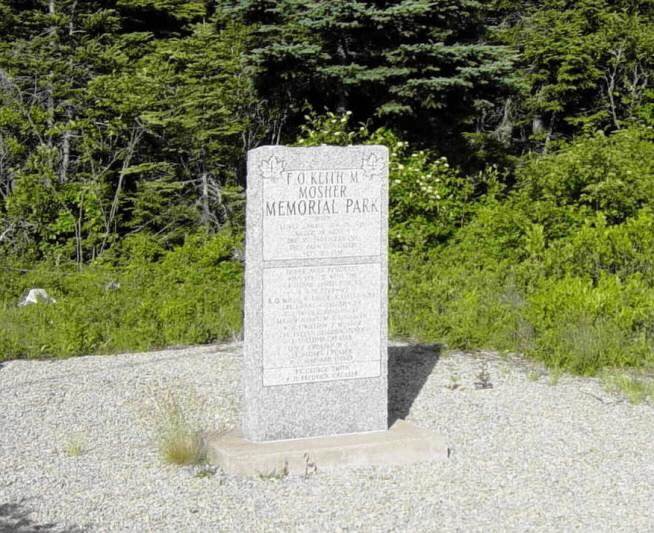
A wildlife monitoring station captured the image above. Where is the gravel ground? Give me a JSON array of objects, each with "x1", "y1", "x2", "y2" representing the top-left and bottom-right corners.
[{"x1": 1, "y1": 342, "x2": 653, "y2": 532}]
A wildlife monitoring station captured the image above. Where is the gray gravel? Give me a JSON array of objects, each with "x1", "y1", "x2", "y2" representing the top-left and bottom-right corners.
[{"x1": 1, "y1": 342, "x2": 653, "y2": 532}]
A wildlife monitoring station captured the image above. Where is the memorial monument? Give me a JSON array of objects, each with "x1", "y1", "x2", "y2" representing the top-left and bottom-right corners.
[{"x1": 207, "y1": 145, "x2": 446, "y2": 475}]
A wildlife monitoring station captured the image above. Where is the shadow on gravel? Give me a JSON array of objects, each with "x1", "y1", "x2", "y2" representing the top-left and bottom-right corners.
[
  {"x1": 388, "y1": 343, "x2": 441, "y2": 426},
  {"x1": 0, "y1": 501, "x2": 84, "y2": 533}
]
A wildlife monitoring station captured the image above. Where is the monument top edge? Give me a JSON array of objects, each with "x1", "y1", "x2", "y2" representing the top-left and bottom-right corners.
[{"x1": 248, "y1": 144, "x2": 389, "y2": 153}]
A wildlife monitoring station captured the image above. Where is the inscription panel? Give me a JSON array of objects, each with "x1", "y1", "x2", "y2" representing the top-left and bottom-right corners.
[
  {"x1": 262, "y1": 263, "x2": 381, "y2": 386},
  {"x1": 261, "y1": 162, "x2": 384, "y2": 261}
]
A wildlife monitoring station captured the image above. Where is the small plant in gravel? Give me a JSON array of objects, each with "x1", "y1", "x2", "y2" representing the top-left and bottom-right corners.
[
  {"x1": 162, "y1": 430, "x2": 205, "y2": 466},
  {"x1": 446, "y1": 373, "x2": 462, "y2": 390},
  {"x1": 258, "y1": 461, "x2": 289, "y2": 481},
  {"x1": 63, "y1": 433, "x2": 87, "y2": 457},
  {"x1": 602, "y1": 372, "x2": 654, "y2": 404},
  {"x1": 303, "y1": 453, "x2": 317, "y2": 478},
  {"x1": 194, "y1": 465, "x2": 219, "y2": 479},
  {"x1": 548, "y1": 368, "x2": 563, "y2": 386},
  {"x1": 527, "y1": 370, "x2": 541, "y2": 382},
  {"x1": 474, "y1": 362, "x2": 493, "y2": 390},
  {"x1": 140, "y1": 385, "x2": 209, "y2": 466}
]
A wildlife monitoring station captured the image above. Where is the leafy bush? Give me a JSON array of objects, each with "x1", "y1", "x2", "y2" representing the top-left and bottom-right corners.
[
  {"x1": 391, "y1": 252, "x2": 654, "y2": 374},
  {"x1": 296, "y1": 111, "x2": 483, "y2": 250},
  {"x1": 3, "y1": 118, "x2": 654, "y2": 378},
  {"x1": 0, "y1": 230, "x2": 243, "y2": 360},
  {"x1": 525, "y1": 275, "x2": 654, "y2": 373},
  {"x1": 515, "y1": 128, "x2": 654, "y2": 226},
  {"x1": 391, "y1": 126, "x2": 654, "y2": 374}
]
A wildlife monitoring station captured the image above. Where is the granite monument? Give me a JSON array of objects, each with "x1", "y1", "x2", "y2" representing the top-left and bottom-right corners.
[
  {"x1": 243, "y1": 144, "x2": 389, "y2": 441},
  {"x1": 207, "y1": 144, "x2": 447, "y2": 475}
]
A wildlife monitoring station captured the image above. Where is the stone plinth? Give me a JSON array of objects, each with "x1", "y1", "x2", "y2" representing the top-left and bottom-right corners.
[{"x1": 206, "y1": 420, "x2": 448, "y2": 477}]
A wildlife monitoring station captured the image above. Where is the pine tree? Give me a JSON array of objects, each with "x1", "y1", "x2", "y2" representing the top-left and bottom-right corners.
[
  {"x1": 133, "y1": 20, "x2": 256, "y2": 232},
  {"x1": 0, "y1": 1, "x2": 126, "y2": 259},
  {"x1": 501, "y1": 0, "x2": 654, "y2": 143},
  {"x1": 223, "y1": 0, "x2": 517, "y2": 156}
]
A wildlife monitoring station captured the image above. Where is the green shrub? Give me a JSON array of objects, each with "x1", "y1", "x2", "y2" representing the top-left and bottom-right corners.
[
  {"x1": 391, "y1": 253, "x2": 654, "y2": 374},
  {"x1": 4, "y1": 121, "x2": 654, "y2": 378},
  {"x1": 0, "y1": 230, "x2": 243, "y2": 360},
  {"x1": 602, "y1": 372, "x2": 654, "y2": 404},
  {"x1": 515, "y1": 128, "x2": 654, "y2": 226},
  {"x1": 296, "y1": 111, "x2": 482, "y2": 251},
  {"x1": 543, "y1": 210, "x2": 654, "y2": 283},
  {"x1": 390, "y1": 251, "x2": 521, "y2": 351},
  {"x1": 390, "y1": 129, "x2": 654, "y2": 373},
  {"x1": 525, "y1": 276, "x2": 654, "y2": 373}
]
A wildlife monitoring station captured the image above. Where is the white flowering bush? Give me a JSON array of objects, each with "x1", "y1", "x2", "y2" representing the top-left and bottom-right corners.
[
  {"x1": 385, "y1": 146, "x2": 473, "y2": 250},
  {"x1": 296, "y1": 111, "x2": 359, "y2": 146},
  {"x1": 296, "y1": 112, "x2": 475, "y2": 250}
]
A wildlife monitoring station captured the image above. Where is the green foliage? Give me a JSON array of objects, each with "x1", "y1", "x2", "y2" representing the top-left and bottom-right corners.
[
  {"x1": 230, "y1": 0, "x2": 517, "y2": 157},
  {"x1": 515, "y1": 128, "x2": 654, "y2": 226},
  {"x1": 0, "y1": 231, "x2": 243, "y2": 360},
  {"x1": 525, "y1": 275, "x2": 654, "y2": 373},
  {"x1": 1, "y1": 1, "x2": 654, "y2": 379},
  {"x1": 602, "y1": 371, "x2": 654, "y2": 404},
  {"x1": 2, "y1": 1, "x2": 653, "y2": 264},
  {"x1": 391, "y1": 253, "x2": 654, "y2": 375},
  {"x1": 296, "y1": 111, "x2": 480, "y2": 250},
  {"x1": 63, "y1": 433, "x2": 87, "y2": 457},
  {"x1": 145, "y1": 386, "x2": 207, "y2": 466},
  {"x1": 501, "y1": 0, "x2": 654, "y2": 140},
  {"x1": 134, "y1": 21, "x2": 254, "y2": 229},
  {"x1": 391, "y1": 126, "x2": 654, "y2": 375},
  {"x1": 116, "y1": 0, "x2": 207, "y2": 25},
  {"x1": 0, "y1": 4, "x2": 254, "y2": 264},
  {"x1": 388, "y1": 150, "x2": 470, "y2": 250}
]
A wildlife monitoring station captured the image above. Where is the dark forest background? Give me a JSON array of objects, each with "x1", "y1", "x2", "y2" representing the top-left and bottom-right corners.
[{"x1": 1, "y1": 1, "x2": 654, "y2": 382}]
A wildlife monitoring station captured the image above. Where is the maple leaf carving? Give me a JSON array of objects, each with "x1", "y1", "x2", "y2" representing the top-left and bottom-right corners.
[
  {"x1": 362, "y1": 154, "x2": 385, "y2": 179},
  {"x1": 260, "y1": 156, "x2": 285, "y2": 181}
]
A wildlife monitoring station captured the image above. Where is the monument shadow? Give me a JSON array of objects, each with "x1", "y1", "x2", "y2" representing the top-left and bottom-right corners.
[
  {"x1": 388, "y1": 343, "x2": 441, "y2": 426},
  {"x1": 0, "y1": 501, "x2": 84, "y2": 533}
]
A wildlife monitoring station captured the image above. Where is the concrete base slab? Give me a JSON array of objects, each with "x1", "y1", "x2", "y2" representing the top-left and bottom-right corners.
[{"x1": 205, "y1": 420, "x2": 448, "y2": 477}]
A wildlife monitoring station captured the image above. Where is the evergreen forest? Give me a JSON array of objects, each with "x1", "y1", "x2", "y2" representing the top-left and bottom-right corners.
[{"x1": 2, "y1": 0, "x2": 654, "y2": 379}]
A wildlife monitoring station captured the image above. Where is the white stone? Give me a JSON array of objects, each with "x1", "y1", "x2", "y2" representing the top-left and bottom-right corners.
[
  {"x1": 18, "y1": 288, "x2": 56, "y2": 307},
  {"x1": 104, "y1": 281, "x2": 120, "y2": 291}
]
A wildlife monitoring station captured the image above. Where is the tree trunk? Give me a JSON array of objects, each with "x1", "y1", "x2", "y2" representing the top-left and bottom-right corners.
[
  {"x1": 75, "y1": 212, "x2": 83, "y2": 266},
  {"x1": 496, "y1": 97, "x2": 513, "y2": 144},
  {"x1": 543, "y1": 113, "x2": 557, "y2": 154},
  {"x1": 59, "y1": 108, "x2": 72, "y2": 184},
  {"x1": 99, "y1": 125, "x2": 143, "y2": 254},
  {"x1": 0, "y1": 135, "x2": 10, "y2": 199},
  {"x1": 69, "y1": 0, "x2": 77, "y2": 36},
  {"x1": 60, "y1": 2, "x2": 77, "y2": 183},
  {"x1": 335, "y1": 40, "x2": 348, "y2": 113},
  {"x1": 532, "y1": 115, "x2": 545, "y2": 136},
  {"x1": 605, "y1": 46, "x2": 625, "y2": 130},
  {"x1": 200, "y1": 171, "x2": 211, "y2": 228},
  {"x1": 46, "y1": 0, "x2": 56, "y2": 148}
]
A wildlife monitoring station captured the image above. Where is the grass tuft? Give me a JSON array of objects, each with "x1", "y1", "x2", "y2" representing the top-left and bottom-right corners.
[
  {"x1": 0, "y1": 231, "x2": 243, "y2": 362},
  {"x1": 160, "y1": 430, "x2": 205, "y2": 466},
  {"x1": 258, "y1": 461, "x2": 289, "y2": 481},
  {"x1": 140, "y1": 385, "x2": 209, "y2": 466},
  {"x1": 602, "y1": 372, "x2": 654, "y2": 404},
  {"x1": 63, "y1": 433, "x2": 86, "y2": 457}
]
